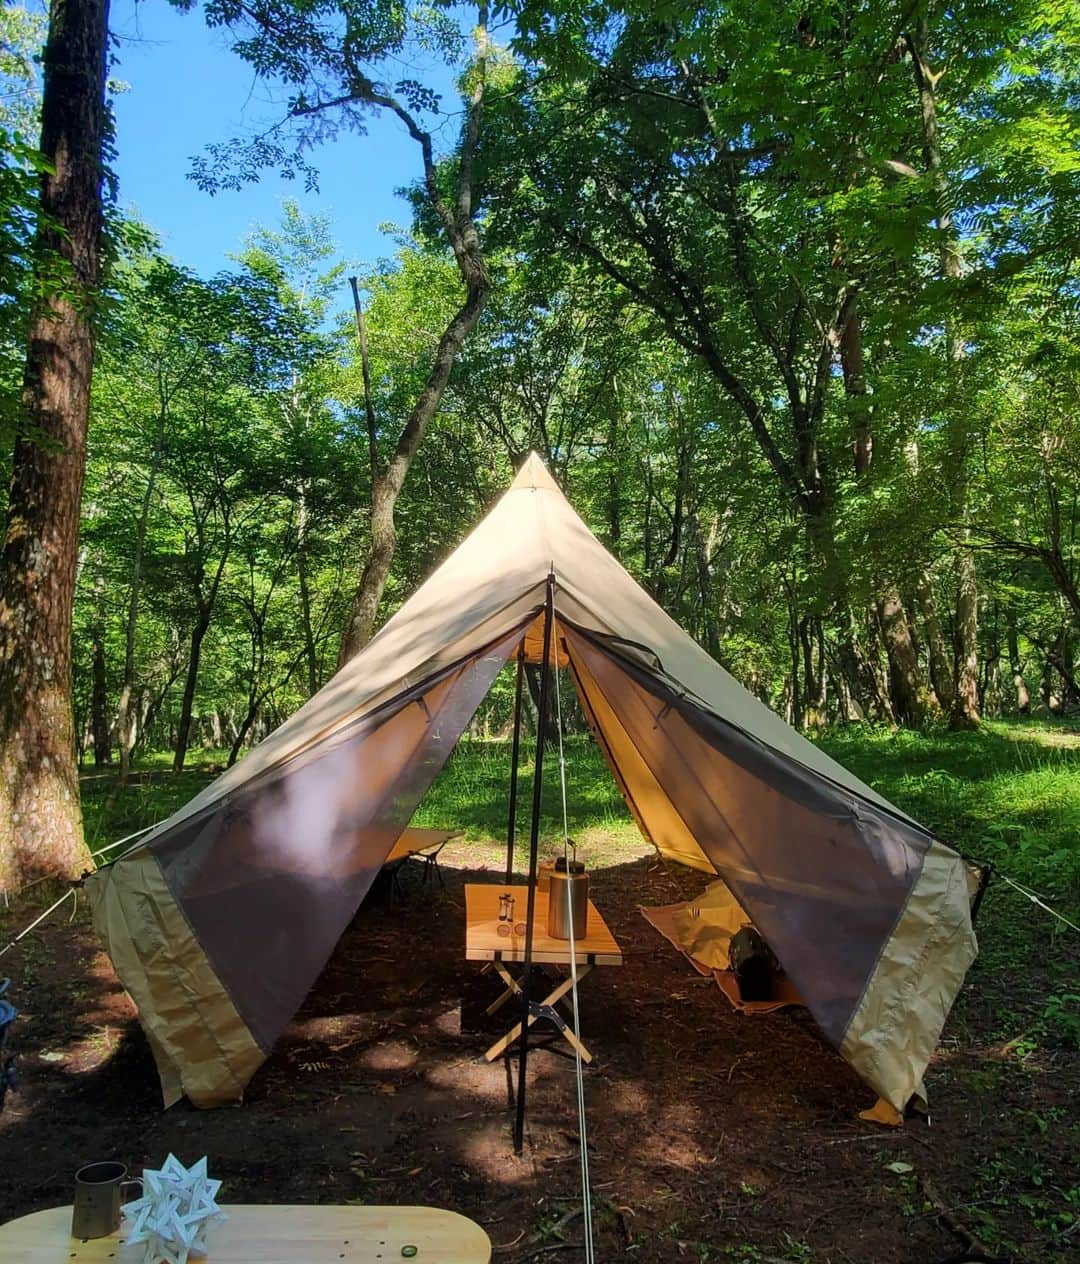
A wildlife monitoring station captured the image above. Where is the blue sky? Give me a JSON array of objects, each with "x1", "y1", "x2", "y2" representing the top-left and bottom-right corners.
[{"x1": 109, "y1": 0, "x2": 464, "y2": 281}]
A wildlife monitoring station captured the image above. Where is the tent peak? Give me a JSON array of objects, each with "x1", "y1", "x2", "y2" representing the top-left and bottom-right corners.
[{"x1": 510, "y1": 451, "x2": 562, "y2": 494}]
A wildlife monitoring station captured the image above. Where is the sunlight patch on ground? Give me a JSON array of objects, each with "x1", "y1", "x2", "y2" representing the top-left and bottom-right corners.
[
  {"x1": 53, "y1": 1024, "x2": 124, "y2": 1074},
  {"x1": 360, "y1": 1039, "x2": 418, "y2": 1071},
  {"x1": 289, "y1": 1014, "x2": 370, "y2": 1042},
  {"x1": 460, "y1": 1120, "x2": 542, "y2": 1185},
  {"x1": 422, "y1": 1056, "x2": 511, "y2": 1106}
]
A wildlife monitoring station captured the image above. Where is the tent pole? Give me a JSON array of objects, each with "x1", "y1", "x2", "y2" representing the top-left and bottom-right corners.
[
  {"x1": 513, "y1": 573, "x2": 556, "y2": 1154},
  {"x1": 504, "y1": 645, "x2": 526, "y2": 883}
]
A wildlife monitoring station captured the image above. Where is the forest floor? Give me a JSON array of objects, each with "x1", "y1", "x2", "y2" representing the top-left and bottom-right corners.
[{"x1": 1, "y1": 721, "x2": 1078, "y2": 1262}]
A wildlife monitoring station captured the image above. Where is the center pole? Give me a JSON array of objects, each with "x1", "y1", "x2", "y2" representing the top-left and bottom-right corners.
[
  {"x1": 513, "y1": 572, "x2": 556, "y2": 1154},
  {"x1": 504, "y1": 645, "x2": 525, "y2": 882}
]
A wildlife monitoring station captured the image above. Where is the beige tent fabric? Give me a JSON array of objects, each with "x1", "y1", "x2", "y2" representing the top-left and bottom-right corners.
[
  {"x1": 86, "y1": 849, "x2": 264, "y2": 1107},
  {"x1": 840, "y1": 840, "x2": 979, "y2": 1112},
  {"x1": 568, "y1": 632, "x2": 714, "y2": 872},
  {"x1": 86, "y1": 453, "x2": 977, "y2": 1115},
  {"x1": 139, "y1": 453, "x2": 913, "y2": 849}
]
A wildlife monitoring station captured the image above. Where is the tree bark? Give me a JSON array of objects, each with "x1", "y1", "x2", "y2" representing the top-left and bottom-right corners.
[
  {"x1": 876, "y1": 589, "x2": 924, "y2": 726},
  {"x1": 116, "y1": 431, "x2": 163, "y2": 786},
  {"x1": 1005, "y1": 609, "x2": 1030, "y2": 714},
  {"x1": 90, "y1": 594, "x2": 110, "y2": 767},
  {"x1": 297, "y1": 494, "x2": 319, "y2": 696},
  {"x1": 0, "y1": 0, "x2": 110, "y2": 891},
  {"x1": 173, "y1": 614, "x2": 210, "y2": 773},
  {"x1": 838, "y1": 294, "x2": 924, "y2": 726},
  {"x1": 915, "y1": 573, "x2": 956, "y2": 713},
  {"x1": 606, "y1": 397, "x2": 622, "y2": 548},
  {"x1": 337, "y1": 7, "x2": 492, "y2": 666},
  {"x1": 1044, "y1": 626, "x2": 1080, "y2": 709},
  {"x1": 951, "y1": 549, "x2": 980, "y2": 728},
  {"x1": 907, "y1": 18, "x2": 979, "y2": 729}
]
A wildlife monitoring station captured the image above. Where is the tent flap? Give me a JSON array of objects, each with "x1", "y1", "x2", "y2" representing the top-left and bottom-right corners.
[
  {"x1": 563, "y1": 626, "x2": 976, "y2": 1106},
  {"x1": 840, "y1": 839, "x2": 978, "y2": 1110},
  {"x1": 89, "y1": 629, "x2": 520, "y2": 1104}
]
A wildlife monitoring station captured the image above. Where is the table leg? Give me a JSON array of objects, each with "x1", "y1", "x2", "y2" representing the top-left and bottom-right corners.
[
  {"x1": 484, "y1": 965, "x2": 594, "y2": 1063},
  {"x1": 486, "y1": 961, "x2": 523, "y2": 1016}
]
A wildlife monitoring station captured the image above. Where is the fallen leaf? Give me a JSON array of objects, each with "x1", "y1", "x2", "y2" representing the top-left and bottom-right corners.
[{"x1": 885, "y1": 1161, "x2": 914, "y2": 1174}]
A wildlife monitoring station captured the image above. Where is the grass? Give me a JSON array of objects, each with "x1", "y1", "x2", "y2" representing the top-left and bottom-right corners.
[{"x1": 817, "y1": 719, "x2": 1080, "y2": 906}]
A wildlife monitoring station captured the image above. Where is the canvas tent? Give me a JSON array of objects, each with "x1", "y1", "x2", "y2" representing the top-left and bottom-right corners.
[{"x1": 86, "y1": 453, "x2": 979, "y2": 1116}]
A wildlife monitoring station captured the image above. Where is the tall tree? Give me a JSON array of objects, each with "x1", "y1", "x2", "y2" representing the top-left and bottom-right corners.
[
  {"x1": 182, "y1": 0, "x2": 496, "y2": 664},
  {"x1": 905, "y1": 10, "x2": 980, "y2": 728},
  {"x1": 0, "y1": 0, "x2": 110, "y2": 891}
]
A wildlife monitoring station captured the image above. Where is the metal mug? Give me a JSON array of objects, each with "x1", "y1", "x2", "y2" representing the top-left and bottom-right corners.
[{"x1": 71, "y1": 1161, "x2": 142, "y2": 1240}]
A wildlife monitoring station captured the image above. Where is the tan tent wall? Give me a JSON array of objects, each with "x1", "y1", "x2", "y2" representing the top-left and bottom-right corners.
[
  {"x1": 567, "y1": 630, "x2": 715, "y2": 873},
  {"x1": 87, "y1": 849, "x2": 264, "y2": 1107},
  {"x1": 840, "y1": 840, "x2": 978, "y2": 1110},
  {"x1": 87, "y1": 630, "x2": 522, "y2": 1105},
  {"x1": 564, "y1": 627, "x2": 976, "y2": 1107}
]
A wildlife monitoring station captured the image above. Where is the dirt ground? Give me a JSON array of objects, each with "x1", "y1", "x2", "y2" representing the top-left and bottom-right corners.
[{"x1": 0, "y1": 849, "x2": 1075, "y2": 1263}]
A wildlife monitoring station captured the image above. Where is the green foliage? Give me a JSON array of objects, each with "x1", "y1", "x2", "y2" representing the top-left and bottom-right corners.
[{"x1": 74, "y1": 206, "x2": 365, "y2": 766}]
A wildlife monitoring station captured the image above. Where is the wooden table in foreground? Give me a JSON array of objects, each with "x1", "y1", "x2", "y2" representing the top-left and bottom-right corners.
[
  {"x1": 463, "y1": 883, "x2": 623, "y2": 1063},
  {"x1": 0, "y1": 1205, "x2": 491, "y2": 1263}
]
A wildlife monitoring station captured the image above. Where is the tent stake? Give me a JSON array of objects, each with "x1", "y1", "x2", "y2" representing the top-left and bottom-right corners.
[
  {"x1": 504, "y1": 646, "x2": 525, "y2": 882},
  {"x1": 513, "y1": 573, "x2": 556, "y2": 1154}
]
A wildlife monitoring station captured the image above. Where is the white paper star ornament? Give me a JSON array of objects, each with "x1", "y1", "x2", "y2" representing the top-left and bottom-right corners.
[{"x1": 121, "y1": 1155, "x2": 225, "y2": 1264}]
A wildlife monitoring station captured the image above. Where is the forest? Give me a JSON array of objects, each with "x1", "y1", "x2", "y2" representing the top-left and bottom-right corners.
[
  {"x1": 0, "y1": 0, "x2": 1078, "y2": 877},
  {"x1": 1, "y1": 4, "x2": 1079, "y2": 1260}
]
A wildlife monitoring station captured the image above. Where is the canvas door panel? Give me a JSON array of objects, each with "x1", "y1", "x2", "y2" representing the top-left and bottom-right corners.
[
  {"x1": 564, "y1": 630, "x2": 929, "y2": 1045},
  {"x1": 567, "y1": 634, "x2": 715, "y2": 872},
  {"x1": 149, "y1": 631, "x2": 521, "y2": 1052}
]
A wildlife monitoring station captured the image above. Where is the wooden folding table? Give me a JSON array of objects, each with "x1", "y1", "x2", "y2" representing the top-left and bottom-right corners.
[
  {"x1": 0, "y1": 1204, "x2": 491, "y2": 1263},
  {"x1": 463, "y1": 883, "x2": 622, "y2": 1063}
]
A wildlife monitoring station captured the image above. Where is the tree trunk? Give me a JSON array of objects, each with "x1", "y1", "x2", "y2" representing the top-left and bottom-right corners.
[
  {"x1": 908, "y1": 18, "x2": 979, "y2": 729},
  {"x1": 0, "y1": 0, "x2": 110, "y2": 892},
  {"x1": 979, "y1": 606, "x2": 1002, "y2": 716},
  {"x1": 173, "y1": 615, "x2": 210, "y2": 772},
  {"x1": 786, "y1": 581, "x2": 803, "y2": 729},
  {"x1": 915, "y1": 573, "x2": 956, "y2": 713},
  {"x1": 116, "y1": 434, "x2": 162, "y2": 786},
  {"x1": 838, "y1": 616, "x2": 892, "y2": 722},
  {"x1": 337, "y1": 9, "x2": 492, "y2": 666},
  {"x1": 297, "y1": 494, "x2": 319, "y2": 696},
  {"x1": 1006, "y1": 610, "x2": 1030, "y2": 714},
  {"x1": 1045, "y1": 626, "x2": 1080, "y2": 709},
  {"x1": 228, "y1": 702, "x2": 257, "y2": 767},
  {"x1": 337, "y1": 271, "x2": 491, "y2": 663},
  {"x1": 876, "y1": 589, "x2": 924, "y2": 726},
  {"x1": 837, "y1": 296, "x2": 925, "y2": 727},
  {"x1": 951, "y1": 548, "x2": 980, "y2": 728},
  {"x1": 91, "y1": 615, "x2": 110, "y2": 767},
  {"x1": 606, "y1": 401, "x2": 622, "y2": 548}
]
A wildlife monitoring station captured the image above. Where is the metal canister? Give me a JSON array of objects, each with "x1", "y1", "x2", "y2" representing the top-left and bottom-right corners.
[{"x1": 546, "y1": 858, "x2": 588, "y2": 940}]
